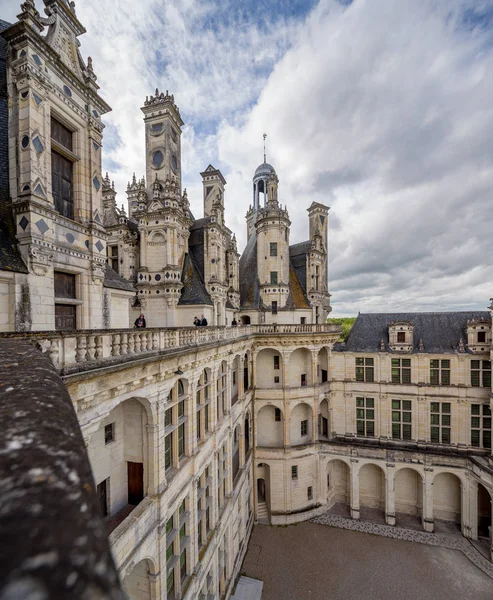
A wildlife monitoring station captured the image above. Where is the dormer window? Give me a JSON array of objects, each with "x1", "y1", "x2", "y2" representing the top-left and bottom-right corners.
[
  {"x1": 388, "y1": 321, "x2": 414, "y2": 353},
  {"x1": 466, "y1": 319, "x2": 491, "y2": 353}
]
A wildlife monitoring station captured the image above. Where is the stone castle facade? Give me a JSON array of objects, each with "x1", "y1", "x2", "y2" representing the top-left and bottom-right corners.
[{"x1": 0, "y1": 2, "x2": 492, "y2": 599}]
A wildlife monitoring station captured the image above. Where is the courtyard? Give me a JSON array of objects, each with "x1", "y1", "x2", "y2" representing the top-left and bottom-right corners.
[{"x1": 241, "y1": 522, "x2": 493, "y2": 600}]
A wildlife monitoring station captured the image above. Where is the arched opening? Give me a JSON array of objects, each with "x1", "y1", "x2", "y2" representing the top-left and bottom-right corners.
[
  {"x1": 288, "y1": 348, "x2": 312, "y2": 388},
  {"x1": 290, "y1": 403, "x2": 313, "y2": 446},
  {"x1": 241, "y1": 315, "x2": 251, "y2": 325},
  {"x1": 257, "y1": 405, "x2": 283, "y2": 447},
  {"x1": 196, "y1": 369, "x2": 212, "y2": 443},
  {"x1": 245, "y1": 417, "x2": 250, "y2": 455},
  {"x1": 88, "y1": 397, "x2": 151, "y2": 534},
  {"x1": 478, "y1": 483, "x2": 491, "y2": 540},
  {"x1": 244, "y1": 351, "x2": 251, "y2": 392},
  {"x1": 232, "y1": 425, "x2": 241, "y2": 483},
  {"x1": 256, "y1": 463, "x2": 270, "y2": 523},
  {"x1": 433, "y1": 472, "x2": 461, "y2": 533},
  {"x1": 256, "y1": 348, "x2": 282, "y2": 389},
  {"x1": 231, "y1": 356, "x2": 240, "y2": 405},
  {"x1": 123, "y1": 558, "x2": 156, "y2": 600},
  {"x1": 317, "y1": 347, "x2": 329, "y2": 384},
  {"x1": 319, "y1": 398, "x2": 329, "y2": 440},
  {"x1": 395, "y1": 468, "x2": 423, "y2": 530},
  {"x1": 359, "y1": 463, "x2": 385, "y2": 523},
  {"x1": 327, "y1": 459, "x2": 350, "y2": 516},
  {"x1": 216, "y1": 361, "x2": 227, "y2": 423}
]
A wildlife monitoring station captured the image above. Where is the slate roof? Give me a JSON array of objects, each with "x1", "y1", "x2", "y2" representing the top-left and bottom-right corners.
[
  {"x1": 287, "y1": 264, "x2": 310, "y2": 309},
  {"x1": 0, "y1": 19, "x2": 27, "y2": 274},
  {"x1": 289, "y1": 241, "x2": 310, "y2": 295},
  {"x1": 334, "y1": 312, "x2": 491, "y2": 354},
  {"x1": 103, "y1": 264, "x2": 135, "y2": 291},
  {"x1": 239, "y1": 233, "x2": 261, "y2": 309},
  {"x1": 178, "y1": 252, "x2": 213, "y2": 305}
]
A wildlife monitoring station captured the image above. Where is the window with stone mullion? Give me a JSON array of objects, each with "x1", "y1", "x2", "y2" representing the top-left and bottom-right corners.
[
  {"x1": 430, "y1": 402, "x2": 451, "y2": 444},
  {"x1": 391, "y1": 399, "x2": 412, "y2": 440},
  {"x1": 471, "y1": 404, "x2": 492, "y2": 448},
  {"x1": 391, "y1": 358, "x2": 411, "y2": 384},
  {"x1": 355, "y1": 357, "x2": 374, "y2": 382},
  {"x1": 356, "y1": 397, "x2": 375, "y2": 437},
  {"x1": 430, "y1": 359, "x2": 450, "y2": 385},
  {"x1": 471, "y1": 360, "x2": 492, "y2": 388}
]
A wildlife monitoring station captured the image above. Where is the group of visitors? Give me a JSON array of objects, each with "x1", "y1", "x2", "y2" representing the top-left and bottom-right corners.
[
  {"x1": 135, "y1": 313, "x2": 242, "y2": 328},
  {"x1": 193, "y1": 314, "x2": 208, "y2": 326}
]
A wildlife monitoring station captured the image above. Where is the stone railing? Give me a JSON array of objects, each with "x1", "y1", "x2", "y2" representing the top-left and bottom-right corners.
[{"x1": 0, "y1": 323, "x2": 340, "y2": 374}]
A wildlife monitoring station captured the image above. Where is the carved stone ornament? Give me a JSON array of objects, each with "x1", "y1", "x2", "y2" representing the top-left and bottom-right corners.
[
  {"x1": 29, "y1": 244, "x2": 54, "y2": 276},
  {"x1": 91, "y1": 260, "x2": 105, "y2": 283},
  {"x1": 458, "y1": 338, "x2": 466, "y2": 353}
]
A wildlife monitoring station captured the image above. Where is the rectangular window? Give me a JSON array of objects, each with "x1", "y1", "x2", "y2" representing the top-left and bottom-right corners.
[
  {"x1": 471, "y1": 360, "x2": 491, "y2": 388},
  {"x1": 301, "y1": 317, "x2": 306, "y2": 325},
  {"x1": 165, "y1": 407, "x2": 172, "y2": 427},
  {"x1": 430, "y1": 402, "x2": 451, "y2": 444},
  {"x1": 178, "y1": 400, "x2": 184, "y2": 419},
  {"x1": 51, "y1": 117, "x2": 74, "y2": 220},
  {"x1": 301, "y1": 420, "x2": 308, "y2": 436},
  {"x1": 178, "y1": 424, "x2": 185, "y2": 457},
  {"x1": 291, "y1": 465, "x2": 298, "y2": 480},
  {"x1": 275, "y1": 408, "x2": 281, "y2": 422},
  {"x1": 471, "y1": 404, "x2": 492, "y2": 449},
  {"x1": 97, "y1": 478, "x2": 108, "y2": 517},
  {"x1": 180, "y1": 549, "x2": 187, "y2": 580},
  {"x1": 180, "y1": 523, "x2": 186, "y2": 540},
  {"x1": 356, "y1": 397, "x2": 375, "y2": 437},
  {"x1": 270, "y1": 271, "x2": 278, "y2": 285},
  {"x1": 270, "y1": 242, "x2": 277, "y2": 257},
  {"x1": 271, "y1": 301, "x2": 278, "y2": 315},
  {"x1": 166, "y1": 516, "x2": 173, "y2": 534},
  {"x1": 104, "y1": 423, "x2": 115, "y2": 445},
  {"x1": 397, "y1": 331, "x2": 406, "y2": 343},
  {"x1": 392, "y1": 358, "x2": 411, "y2": 384},
  {"x1": 166, "y1": 543, "x2": 174, "y2": 563},
  {"x1": 54, "y1": 271, "x2": 76, "y2": 298},
  {"x1": 301, "y1": 373, "x2": 307, "y2": 387},
  {"x1": 274, "y1": 376, "x2": 280, "y2": 384},
  {"x1": 197, "y1": 409, "x2": 202, "y2": 441},
  {"x1": 167, "y1": 570, "x2": 174, "y2": 595},
  {"x1": 307, "y1": 486, "x2": 313, "y2": 501},
  {"x1": 478, "y1": 331, "x2": 486, "y2": 343},
  {"x1": 165, "y1": 435, "x2": 172, "y2": 470},
  {"x1": 430, "y1": 359, "x2": 451, "y2": 385},
  {"x1": 391, "y1": 400, "x2": 412, "y2": 440},
  {"x1": 273, "y1": 355, "x2": 280, "y2": 370},
  {"x1": 355, "y1": 357, "x2": 374, "y2": 382},
  {"x1": 54, "y1": 271, "x2": 77, "y2": 330},
  {"x1": 107, "y1": 245, "x2": 119, "y2": 274}
]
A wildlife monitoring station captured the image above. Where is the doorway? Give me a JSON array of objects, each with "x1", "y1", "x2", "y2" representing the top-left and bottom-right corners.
[
  {"x1": 257, "y1": 478, "x2": 266, "y2": 503},
  {"x1": 128, "y1": 462, "x2": 144, "y2": 505}
]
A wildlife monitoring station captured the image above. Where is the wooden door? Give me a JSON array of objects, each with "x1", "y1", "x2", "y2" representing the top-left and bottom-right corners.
[
  {"x1": 55, "y1": 304, "x2": 76, "y2": 330},
  {"x1": 127, "y1": 462, "x2": 144, "y2": 505}
]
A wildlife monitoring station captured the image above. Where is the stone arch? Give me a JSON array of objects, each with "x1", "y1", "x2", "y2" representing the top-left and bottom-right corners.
[
  {"x1": 148, "y1": 230, "x2": 166, "y2": 244},
  {"x1": 256, "y1": 462, "x2": 271, "y2": 522},
  {"x1": 123, "y1": 558, "x2": 157, "y2": 600},
  {"x1": 359, "y1": 463, "x2": 385, "y2": 519},
  {"x1": 327, "y1": 459, "x2": 350, "y2": 515},
  {"x1": 478, "y1": 482, "x2": 492, "y2": 540},
  {"x1": 287, "y1": 347, "x2": 312, "y2": 387},
  {"x1": 257, "y1": 405, "x2": 283, "y2": 447},
  {"x1": 290, "y1": 402, "x2": 313, "y2": 446},
  {"x1": 241, "y1": 315, "x2": 251, "y2": 325},
  {"x1": 395, "y1": 467, "x2": 423, "y2": 528},
  {"x1": 433, "y1": 472, "x2": 461, "y2": 528},
  {"x1": 317, "y1": 347, "x2": 329, "y2": 384},
  {"x1": 256, "y1": 347, "x2": 282, "y2": 389},
  {"x1": 319, "y1": 398, "x2": 329, "y2": 439},
  {"x1": 88, "y1": 396, "x2": 151, "y2": 523},
  {"x1": 231, "y1": 355, "x2": 241, "y2": 403},
  {"x1": 232, "y1": 423, "x2": 241, "y2": 481}
]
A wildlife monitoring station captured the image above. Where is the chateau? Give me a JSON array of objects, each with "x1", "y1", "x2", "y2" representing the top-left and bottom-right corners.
[{"x1": 0, "y1": 2, "x2": 492, "y2": 599}]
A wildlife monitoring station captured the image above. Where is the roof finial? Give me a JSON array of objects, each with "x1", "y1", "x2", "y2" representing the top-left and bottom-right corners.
[{"x1": 263, "y1": 133, "x2": 267, "y2": 164}]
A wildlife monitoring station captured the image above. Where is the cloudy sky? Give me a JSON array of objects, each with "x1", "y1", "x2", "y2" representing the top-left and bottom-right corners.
[{"x1": 3, "y1": 0, "x2": 493, "y2": 316}]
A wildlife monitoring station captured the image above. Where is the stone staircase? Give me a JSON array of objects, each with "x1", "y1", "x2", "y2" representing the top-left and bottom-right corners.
[
  {"x1": 231, "y1": 576, "x2": 263, "y2": 600},
  {"x1": 256, "y1": 502, "x2": 269, "y2": 523}
]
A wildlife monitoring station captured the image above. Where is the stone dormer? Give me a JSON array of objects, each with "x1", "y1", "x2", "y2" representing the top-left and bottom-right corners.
[
  {"x1": 388, "y1": 321, "x2": 414, "y2": 353},
  {"x1": 466, "y1": 319, "x2": 491, "y2": 353}
]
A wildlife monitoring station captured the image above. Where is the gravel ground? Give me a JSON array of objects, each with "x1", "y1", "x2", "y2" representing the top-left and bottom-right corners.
[{"x1": 241, "y1": 523, "x2": 493, "y2": 600}]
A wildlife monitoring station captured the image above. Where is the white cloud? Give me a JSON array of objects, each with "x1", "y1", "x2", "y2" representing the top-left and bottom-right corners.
[{"x1": 3, "y1": 0, "x2": 493, "y2": 315}]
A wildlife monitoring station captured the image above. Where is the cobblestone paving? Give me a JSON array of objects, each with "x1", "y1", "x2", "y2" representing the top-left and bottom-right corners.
[{"x1": 312, "y1": 511, "x2": 493, "y2": 579}]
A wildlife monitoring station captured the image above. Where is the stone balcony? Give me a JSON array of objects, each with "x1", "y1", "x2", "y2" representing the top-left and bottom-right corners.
[{"x1": 0, "y1": 323, "x2": 341, "y2": 375}]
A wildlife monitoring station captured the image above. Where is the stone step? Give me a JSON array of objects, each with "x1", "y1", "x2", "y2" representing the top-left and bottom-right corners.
[{"x1": 231, "y1": 576, "x2": 263, "y2": 600}]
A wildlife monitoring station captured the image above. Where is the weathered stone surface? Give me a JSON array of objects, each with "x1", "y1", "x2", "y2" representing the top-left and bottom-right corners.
[{"x1": 0, "y1": 339, "x2": 124, "y2": 599}]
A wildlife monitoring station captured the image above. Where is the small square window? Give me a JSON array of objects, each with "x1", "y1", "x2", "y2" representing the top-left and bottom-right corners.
[
  {"x1": 105, "y1": 423, "x2": 115, "y2": 444},
  {"x1": 478, "y1": 331, "x2": 486, "y2": 343},
  {"x1": 274, "y1": 376, "x2": 280, "y2": 383},
  {"x1": 397, "y1": 331, "x2": 406, "y2": 343},
  {"x1": 292, "y1": 466, "x2": 298, "y2": 479}
]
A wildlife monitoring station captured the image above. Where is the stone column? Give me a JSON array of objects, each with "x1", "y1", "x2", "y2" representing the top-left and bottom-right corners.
[
  {"x1": 385, "y1": 465, "x2": 396, "y2": 526},
  {"x1": 469, "y1": 479, "x2": 479, "y2": 540},
  {"x1": 284, "y1": 406, "x2": 290, "y2": 447},
  {"x1": 311, "y1": 349, "x2": 318, "y2": 387},
  {"x1": 461, "y1": 478, "x2": 471, "y2": 538},
  {"x1": 148, "y1": 572, "x2": 160, "y2": 600},
  {"x1": 350, "y1": 460, "x2": 360, "y2": 519},
  {"x1": 146, "y1": 422, "x2": 159, "y2": 496},
  {"x1": 422, "y1": 469, "x2": 434, "y2": 532}
]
